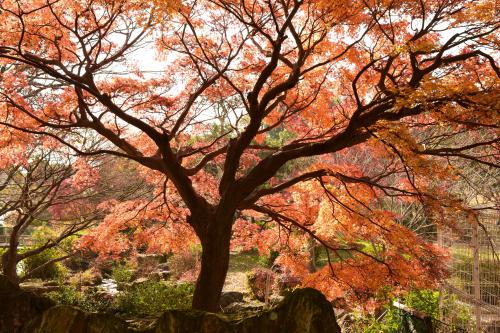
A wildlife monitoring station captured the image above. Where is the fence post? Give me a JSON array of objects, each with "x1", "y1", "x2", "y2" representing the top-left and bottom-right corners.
[
  {"x1": 437, "y1": 225, "x2": 445, "y2": 322},
  {"x1": 472, "y1": 219, "x2": 481, "y2": 333}
]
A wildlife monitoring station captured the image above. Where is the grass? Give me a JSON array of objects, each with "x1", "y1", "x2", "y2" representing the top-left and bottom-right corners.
[
  {"x1": 451, "y1": 244, "x2": 496, "y2": 259},
  {"x1": 224, "y1": 251, "x2": 266, "y2": 294},
  {"x1": 228, "y1": 251, "x2": 266, "y2": 273}
]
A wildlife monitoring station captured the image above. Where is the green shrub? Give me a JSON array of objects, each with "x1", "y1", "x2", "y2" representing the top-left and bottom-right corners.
[
  {"x1": 46, "y1": 285, "x2": 114, "y2": 313},
  {"x1": 69, "y1": 268, "x2": 102, "y2": 287},
  {"x1": 78, "y1": 287, "x2": 115, "y2": 313},
  {"x1": 19, "y1": 226, "x2": 70, "y2": 280},
  {"x1": 47, "y1": 280, "x2": 194, "y2": 316},
  {"x1": 440, "y1": 293, "x2": 472, "y2": 331},
  {"x1": 22, "y1": 247, "x2": 67, "y2": 280},
  {"x1": 257, "y1": 250, "x2": 279, "y2": 268},
  {"x1": 400, "y1": 289, "x2": 471, "y2": 330},
  {"x1": 64, "y1": 251, "x2": 93, "y2": 271},
  {"x1": 46, "y1": 285, "x2": 82, "y2": 307},
  {"x1": 111, "y1": 261, "x2": 135, "y2": 285},
  {"x1": 0, "y1": 248, "x2": 6, "y2": 270},
  {"x1": 116, "y1": 281, "x2": 194, "y2": 315},
  {"x1": 402, "y1": 289, "x2": 439, "y2": 318},
  {"x1": 346, "y1": 289, "x2": 472, "y2": 333}
]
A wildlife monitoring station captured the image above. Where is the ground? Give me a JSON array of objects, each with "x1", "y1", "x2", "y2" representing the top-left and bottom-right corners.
[{"x1": 223, "y1": 252, "x2": 264, "y2": 294}]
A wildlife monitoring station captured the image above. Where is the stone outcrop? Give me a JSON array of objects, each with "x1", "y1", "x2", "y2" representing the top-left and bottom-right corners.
[
  {"x1": 19, "y1": 281, "x2": 60, "y2": 294},
  {"x1": 219, "y1": 291, "x2": 244, "y2": 308},
  {"x1": 156, "y1": 288, "x2": 341, "y2": 333},
  {"x1": 0, "y1": 275, "x2": 54, "y2": 333},
  {"x1": 21, "y1": 306, "x2": 131, "y2": 333},
  {"x1": 21, "y1": 288, "x2": 341, "y2": 333}
]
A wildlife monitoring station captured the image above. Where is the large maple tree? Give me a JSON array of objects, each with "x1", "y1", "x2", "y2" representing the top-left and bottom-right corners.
[{"x1": 0, "y1": 0, "x2": 498, "y2": 311}]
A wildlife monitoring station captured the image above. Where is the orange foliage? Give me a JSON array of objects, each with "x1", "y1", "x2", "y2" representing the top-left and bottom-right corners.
[{"x1": 0, "y1": 0, "x2": 497, "y2": 310}]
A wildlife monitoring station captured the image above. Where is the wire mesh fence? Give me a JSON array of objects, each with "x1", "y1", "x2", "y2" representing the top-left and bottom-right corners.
[
  {"x1": 438, "y1": 211, "x2": 500, "y2": 333},
  {"x1": 432, "y1": 318, "x2": 469, "y2": 333}
]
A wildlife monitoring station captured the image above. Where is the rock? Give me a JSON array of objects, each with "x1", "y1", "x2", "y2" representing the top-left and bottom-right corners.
[
  {"x1": 155, "y1": 288, "x2": 341, "y2": 333},
  {"x1": 137, "y1": 253, "x2": 163, "y2": 265},
  {"x1": 244, "y1": 288, "x2": 340, "y2": 332},
  {"x1": 68, "y1": 268, "x2": 103, "y2": 287},
  {"x1": 269, "y1": 295, "x2": 284, "y2": 304},
  {"x1": 219, "y1": 291, "x2": 244, "y2": 308},
  {"x1": 129, "y1": 254, "x2": 165, "y2": 280},
  {"x1": 147, "y1": 271, "x2": 161, "y2": 282},
  {"x1": 93, "y1": 289, "x2": 115, "y2": 302},
  {"x1": 148, "y1": 270, "x2": 170, "y2": 281},
  {"x1": 21, "y1": 306, "x2": 132, "y2": 333},
  {"x1": 154, "y1": 310, "x2": 229, "y2": 333},
  {"x1": 131, "y1": 277, "x2": 149, "y2": 285},
  {"x1": 64, "y1": 254, "x2": 93, "y2": 271},
  {"x1": 221, "y1": 301, "x2": 264, "y2": 314},
  {"x1": 136, "y1": 254, "x2": 163, "y2": 276},
  {"x1": 159, "y1": 270, "x2": 170, "y2": 279},
  {"x1": 0, "y1": 275, "x2": 54, "y2": 333},
  {"x1": 157, "y1": 263, "x2": 169, "y2": 271},
  {"x1": 43, "y1": 280, "x2": 59, "y2": 287},
  {"x1": 117, "y1": 282, "x2": 132, "y2": 291},
  {"x1": 23, "y1": 288, "x2": 340, "y2": 333},
  {"x1": 20, "y1": 281, "x2": 60, "y2": 294}
]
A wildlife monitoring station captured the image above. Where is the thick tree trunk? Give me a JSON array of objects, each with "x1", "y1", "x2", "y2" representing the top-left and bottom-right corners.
[{"x1": 191, "y1": 214, "x2": 233, "y2": 312}]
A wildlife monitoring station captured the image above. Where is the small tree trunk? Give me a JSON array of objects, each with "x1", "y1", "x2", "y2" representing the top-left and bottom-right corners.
[
  {"x1": 191, "y1": 216, "x2": 232, "y2": 312},
  {"x1": 307, "y1": 235, "x2": 317, "y2": 273},
  {"x1": 1, "y1": 250, "x2": 19, "y2": 285},
  {"x1": 3, "y1": 225, "x2": 21, "y2": 284}
]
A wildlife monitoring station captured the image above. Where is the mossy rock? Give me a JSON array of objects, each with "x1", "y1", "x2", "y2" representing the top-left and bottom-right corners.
[
  {"x1": 21, "y1": 306, "x2": 132, "y2": 333},
  {"x1": 22, "y1": 288, "x2": 340, "y2": 333},
  {"x1": 0, "y1": 275, "x2": 54, "y2": 333},
  {"x1": 154, "y1": 288, "x2": 341, "y2": 333}
]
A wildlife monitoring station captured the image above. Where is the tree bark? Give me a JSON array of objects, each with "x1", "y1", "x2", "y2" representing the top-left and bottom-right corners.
[
  {"x1": 1, "y1": 249, "x2": 19, "y2": 285},
  {"x1": 191, "y1": 214, "x2": 233, "y2": 312},
  {"x1": 2, "y1": 226, "x2": 21, "y2": 285},
  {"x1": 307, "y1": 235, "x2": 317, "y2": 273}
]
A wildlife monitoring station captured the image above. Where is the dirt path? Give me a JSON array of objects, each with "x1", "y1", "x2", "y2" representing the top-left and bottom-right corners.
[
  {"x1": 223, "y1": 271, "x2": 249, "y2": 293},
  {"x1": 223, "y1": 252, "x2": 264, "y2": 294}
]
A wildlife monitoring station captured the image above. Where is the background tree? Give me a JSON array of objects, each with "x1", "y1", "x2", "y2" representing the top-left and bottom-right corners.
[
  {"x1": 0, "y1": 0, "x2": 498, "y2": 311},
  {"x1": 0, "y1": 142, "x2": 100, "y2": 284}
]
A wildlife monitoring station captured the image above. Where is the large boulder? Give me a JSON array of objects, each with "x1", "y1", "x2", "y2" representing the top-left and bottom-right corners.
[
  {"x1": 21, "y1": 306, "x2": 132, "y2": 333},
  {"x1": 154, "y1": 288, "x2": 341, "y2": 333},
  {"x1": 22, "y1": 288, "x2": 341, "y2": 333},
  {"x1": 0, "y1": 275, "x2": 54, "y2": 333},
  {"x1": 219, "y1": 291, "x2": 244, "y2": 308}
]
